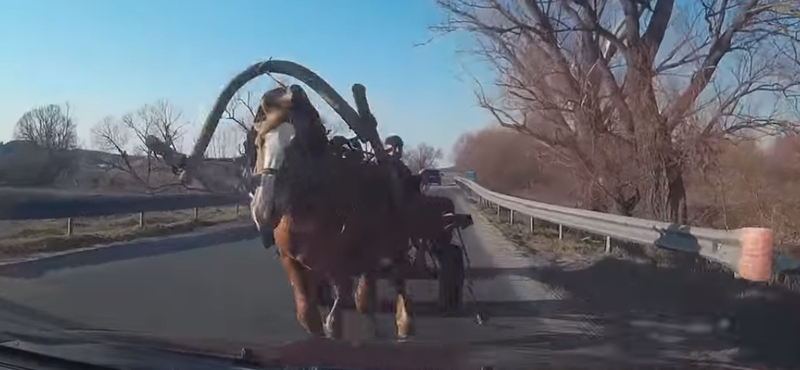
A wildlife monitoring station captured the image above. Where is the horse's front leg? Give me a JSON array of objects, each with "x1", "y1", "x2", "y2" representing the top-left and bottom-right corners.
[
  {"x1": 324, "y1": 276, "x2": 353, "y2": 340},
  {"x1": 355, "y1": 273, "x2": 381, "y2": 339},
  {"x1": 279, "y1": 254, "x2": 325, "y2": 337},
  {"x1": 275, "y1": 216, "x2": 325, "y2": 337}
]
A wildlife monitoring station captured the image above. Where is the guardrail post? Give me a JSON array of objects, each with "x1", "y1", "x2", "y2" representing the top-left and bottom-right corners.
[
  {"x1": 193, "y1": 207, "x2": 199, "y2": 221},
  {"x1": 509, "y1": 210, "x2": 514, "y2": 225},
  {"x1": 138, "y1": 212, "x2": 145, "y2": 228},
  {"x1": 496, "y1": 204, "x2": 501, "y2": 217},
  {"x1": 738, "y1": 228, "x2": 773, "y2": 282},
  {"x1": 529, "y1": 216, "x2": 534, "y2": 233},
  {"x1": 66, "y1": 218, "x2": 73, "y2": 236},
  {"x1": 558, "y1": 224, "x2": 563, "y2": 240},
  {"x1": 235, "y1": 204, "x2": 240, "y2": 216},
  {"x1": 605, "y1": 236, "x2": 611, "y2": 253}
]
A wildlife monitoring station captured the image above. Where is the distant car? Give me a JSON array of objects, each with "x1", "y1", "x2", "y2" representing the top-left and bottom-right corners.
[{"x1": 420, "y1": 168, "x2": 442, "y2": 185}]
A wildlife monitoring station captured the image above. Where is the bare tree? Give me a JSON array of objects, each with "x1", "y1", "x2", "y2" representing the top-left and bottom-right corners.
[
  {"x1": 14, "y1": 103, "x2": 78, "y2": 150},
  {"x1": 90, "y1": 101, "x2": 199, "y2": 193},
  {"x1": 405, "y1": 142, "x2": 444, "y2": 173},
  {"x1": 220, "y1": 89, "x2": 261, "y2": 173},
  {"x1": 764, "y1": 1, "x2": 800, "y2": 17},
  {"x1": 434, "y1": 0, "x2": 800, "y2": 222},
  {"x1": 208, "y1": 124, "x2": 245, "y2": 158},
  {"x1": 222, "y1": 90, "x2": 259, "y2": 133},
  {"x1": 453, "y1": 128, "x2": 580, "y2": 204},
  {"x1": 122, "y1": 100, "x2": 187, "y2": 154},
  {"x1": 91, "y1": 116, "x2": 130, "y2": 153},
  {"x1": 91, "y1": 116, "x2": 149, "y2": 189}
]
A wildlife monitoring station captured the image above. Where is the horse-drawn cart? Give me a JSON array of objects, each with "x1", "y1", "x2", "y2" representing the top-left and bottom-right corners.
[
  {"x1": 315, "y1": 187, "x2": 475, "y2": 313},
  {"x1": 325, "y1": 136, "x2": 475, "y2": 313},
  {"x1": 400, "y1": 190, "x2": 474, "y2": 313},
  {"x1": 407, "y1": 207, "x2": 474, "y2": 313},
  {"x1": 147, "y1": 60, "x2": 476, "y2": 336}
]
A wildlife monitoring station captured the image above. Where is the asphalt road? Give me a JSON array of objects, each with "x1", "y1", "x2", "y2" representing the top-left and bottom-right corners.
[
  {"x1": 0, "y1": 185, "x2": 783, "y2": 368},
  {"x1": 0, "y1": 187, "x2": 556, "y2": 341}
]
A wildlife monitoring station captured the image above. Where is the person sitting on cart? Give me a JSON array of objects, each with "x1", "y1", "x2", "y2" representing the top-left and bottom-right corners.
[
  {"x1": 385, "y1": 134, "x2": 432, "y2": 270},
  {"x1": 384, "y1": 135, "x2": 412, "y2": 177},
  {"x1": 384, "y1": 135, "x2": 424, "y2": 194}
]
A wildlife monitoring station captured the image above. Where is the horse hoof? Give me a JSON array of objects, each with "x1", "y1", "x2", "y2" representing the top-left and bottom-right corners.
[{"x1": 324, "y1": 322, "x2": 336, "y2": 338}]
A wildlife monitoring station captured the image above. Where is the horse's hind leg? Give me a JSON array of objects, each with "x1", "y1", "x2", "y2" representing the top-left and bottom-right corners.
[{"x1": 279, "y1": 254, "x2": 324, "y2": 337}]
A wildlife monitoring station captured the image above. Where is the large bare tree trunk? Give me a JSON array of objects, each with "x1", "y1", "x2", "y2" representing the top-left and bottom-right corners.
[
  {"x1": 435, "y1": 0, "x2": 799, "y2": 225},
  {"x1": 669, "y1": 165, "x2": 688, "y2": 224},
  {"x1": 625, "y1": 55, "x2": 681, "y2": 222},
  {"x1": 635, "y1": 132, "x2": 687, "y2": 223}
]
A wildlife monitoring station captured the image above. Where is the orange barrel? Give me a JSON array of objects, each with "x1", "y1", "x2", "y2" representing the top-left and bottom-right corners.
[{"x1": 737, "y1": 227, "x2": 773, "y2": 282}]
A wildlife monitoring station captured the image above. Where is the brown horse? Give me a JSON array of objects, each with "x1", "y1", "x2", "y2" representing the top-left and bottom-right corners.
[{"x1": 249, "y1": 84, "x2": 415, "y2": 340}]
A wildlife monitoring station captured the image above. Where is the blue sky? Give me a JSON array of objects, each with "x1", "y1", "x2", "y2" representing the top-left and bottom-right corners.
[{"x1": 0, "y1": 0, "x2": 494, "y2": 164}]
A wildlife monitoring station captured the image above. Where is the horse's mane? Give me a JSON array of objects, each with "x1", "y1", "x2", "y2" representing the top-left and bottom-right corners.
[
  {"x1": 274, "y1": 149, "x2": 394, "y2": 215},
  {"x1": 264, "y1": 86, "x2": 395, "y2": 217}
]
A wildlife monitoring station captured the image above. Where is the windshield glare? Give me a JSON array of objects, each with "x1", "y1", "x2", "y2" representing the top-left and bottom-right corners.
[{"x1": 1, "y1": 1, "x2": 800, "y2": 370}]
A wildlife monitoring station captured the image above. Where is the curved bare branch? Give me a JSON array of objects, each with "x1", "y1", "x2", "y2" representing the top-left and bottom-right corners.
[
  {"x1": 138, "y1": 60, "x2": 387, "y2": 186},
  {"x1": 189, "y1": 60, "x2": 384, "y2": 173}
]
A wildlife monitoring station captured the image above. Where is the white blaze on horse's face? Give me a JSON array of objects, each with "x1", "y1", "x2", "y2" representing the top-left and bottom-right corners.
[
  {"x1": 259, "y1": 121, "x2": 296, "y2": 171},
  {"x1": 250, "y1": 120, "x2": 296, "y2": 228}
]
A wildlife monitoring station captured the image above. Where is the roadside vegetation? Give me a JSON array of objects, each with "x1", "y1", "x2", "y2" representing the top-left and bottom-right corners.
[
  {"x1": 440, "y1": 0, "x2": 800, "y2": 256},
  {"x1": 0, "y1": 206, "x2": 250, "y2": 259}
]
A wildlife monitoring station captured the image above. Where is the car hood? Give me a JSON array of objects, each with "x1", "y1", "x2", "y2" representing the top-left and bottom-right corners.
[
  {"x1": 0, "y1": 328, "x2": 480, "y2": 370},
  {"x1": 0, "y1": 327, "x2": 751, "y2": 370}
]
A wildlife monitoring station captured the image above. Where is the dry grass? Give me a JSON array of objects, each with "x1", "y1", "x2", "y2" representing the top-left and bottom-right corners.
[
  {"x1": 0, "y1": 143, "x2": 254, "y2": 258},
  {"x1": 453, "y1": 127, "x2": 800, "y2": 258},
  {"x1": 0, "y1": 205, "x2": 250, "y2": 258},
  {"x1": 472, "y1": 199, "x2": 705, "y2": 270},
  {"x1": 475, "y1": 204, "x2": 606, "y2": 262}
]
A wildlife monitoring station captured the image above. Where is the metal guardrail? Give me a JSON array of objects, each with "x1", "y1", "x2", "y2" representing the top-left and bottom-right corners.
[
  {"x1": 0, "y1": 189, "x2": 248, "y2": 220},
  {"x1": 3, "y1": 176, "x2": 793, "y2": 278},
  {"x1": 454, "y1": 176, "x2": 798, "y2": 279}
]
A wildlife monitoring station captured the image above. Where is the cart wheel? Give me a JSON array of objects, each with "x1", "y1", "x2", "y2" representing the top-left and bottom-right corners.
[{"x1": 437, "y1": 243, "x2": 465, "y2": 314}]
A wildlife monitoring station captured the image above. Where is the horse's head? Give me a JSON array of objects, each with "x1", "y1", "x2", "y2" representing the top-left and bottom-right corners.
[{"x1": 251, "y1": 84, "x2": 328, "y2": 176}]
